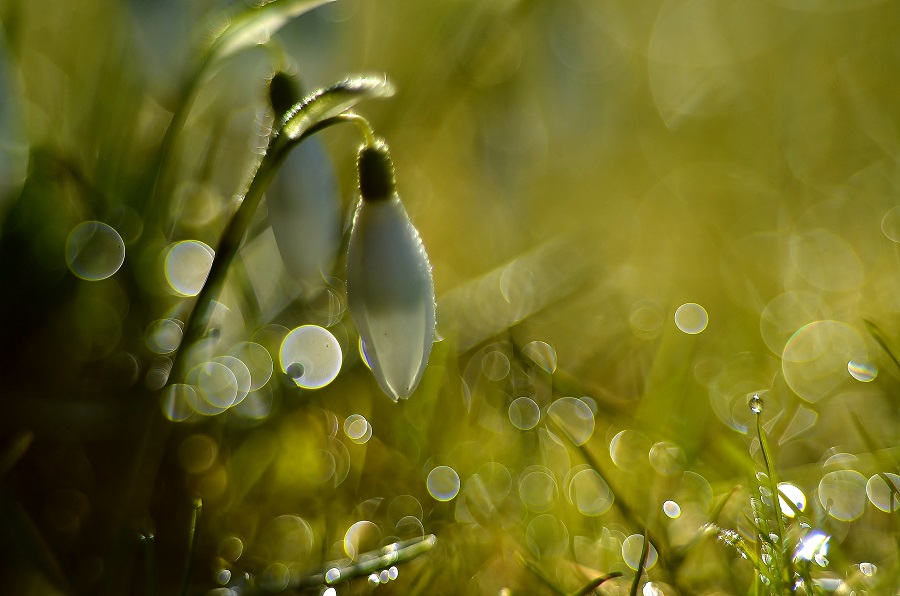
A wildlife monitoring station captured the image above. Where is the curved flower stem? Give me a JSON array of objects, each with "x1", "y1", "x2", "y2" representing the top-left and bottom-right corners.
[{"x1": 170, "y1": 111, "x2": 378, "y2": 382}]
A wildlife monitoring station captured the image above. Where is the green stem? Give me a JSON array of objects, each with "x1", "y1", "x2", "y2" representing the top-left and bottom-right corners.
[
  {"x1": 180, "y1": 497, "x2": 202, "y2": 596},
  {"x1": 756, "y1": 411, "x2": 794, "y2": 592},
  {"x1": 629, "y1": 528, "x2": 650, "y2": 596}
]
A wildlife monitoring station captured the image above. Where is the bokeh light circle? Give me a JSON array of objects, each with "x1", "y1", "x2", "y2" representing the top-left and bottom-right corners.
[
  {"x1": 145, "y1": 318, "x2": 183, "y2": 354},
  {"x1": 66, "y1": 221, "x2": 125, "y2": 281},
  {"x1": 881, "y1": 206, "x2": 900, "y2": 242},
  {"x1": 649, "y1": 441, "x2": 685, "y2": 476},
  {"x1": 344, "y1": 414, "x2": 372, "y2": 444},
  {"x1": 777, "y1": 482, "x2": 806, "y2": 517},
  {"x1": 508, "y1": 397, "x2": 541, "y2": 430},
  {"x1": 194, "y1": 361, "x2": 239, "y2": 410},
  {"x1": 164, "y1": 240, "x2": 214, "y2": 297},
  {"x1": 427, "y1": 466, "x2": 461, "y2": 501},
  {"x1": 662, "y1": 500, "x2": 681, "y2": 518},
  {"x1": 526, "y1": 514, "x2": 569, "y2": 559},
  {"x1": 280, "y1": 325, "x2": 342, "y2": 389},
  {"x1": 522, "y1": 340, "x2": 558, "y2": 374},
  {"x1": 622, "y1": 534, "x2": 658, "y2": 570},
  {"x1": 782, "y1": 320, "x2": 870, "y2": 403},
  {"x1": 228, "y1": 341, "x2": 273, "y2": 390},
  {"x1": 866, "y1": 473, "x2": 900, "y2": 512},
  {"x1": 674, "y1": 303, "x2": 708, "y2": 334},
  {"x1": 818, "y1": 470, "x2": 867, "y2": 521},
  {"x1": 547, "y1": 397, "x2": 594, "y2": 445},
  {"x1": 567, "y1": 468, "x2": 613, "y2": 516},
  {"x1": 519, "y1": 467, "x2": 559, "y2": 513}
]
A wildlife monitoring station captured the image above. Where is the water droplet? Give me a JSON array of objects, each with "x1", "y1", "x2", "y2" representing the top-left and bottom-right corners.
[
  {"x1": 622, "y1": 534, "x2": 658, "y2": 570},
  {"x1": 522, "y1": 340, "x2": 558, "y2": 373},
  {"x1": 368, "y1": 573, "x2": 380, "y2": 585},
  {"x1": 164, "y1": 240, "x2": 214, "y2": 297},
  {"x1": 643, "y1": 582, "x2": 664, "y2": 596},
  {"x1": 794, "y1": 530, "x2": 829, "y2": 563},
  {"x1": 748, "y1": 392, "x2": 763, "y2": 414},
  {"x1": 426, "y1": 466, "x2": 460, "y2": 501},
  {"x1": 658, "y1": 501, "x2": 681, "y2": 522},
  {"x1": 847, "y1": 359, "x2": 877, "y2": 382},
  {"x1": 674, "y1": 302, "x2": 708, "y2": 334},
  {"x1": 508, "y1": 397, "x2": 541, "y2": 430},
  {"x1": 66, "y1": 221, "x2": 125, "y2": 281},
  {"x1": 859, "y1": 562, "x2": 876, "y2": 576},
  {"x1": 280, "y1": 325, "x2": 342, "y2": 389},
  {"x1": 379, "y1": 569, "x2": 390, "y2": 583}
]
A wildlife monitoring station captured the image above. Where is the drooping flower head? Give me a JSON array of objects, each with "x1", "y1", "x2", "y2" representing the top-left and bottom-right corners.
[{"x1": 346, "y1": 139, "x2": 435, "y2": 401}]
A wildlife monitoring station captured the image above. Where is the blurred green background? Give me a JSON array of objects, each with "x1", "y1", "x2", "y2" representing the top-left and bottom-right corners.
[{"x1": 0, "y1": 0, "x2": 899, "y2": 594}]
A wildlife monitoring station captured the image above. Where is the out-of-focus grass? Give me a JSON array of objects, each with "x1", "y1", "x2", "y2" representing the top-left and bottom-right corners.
[{"x1": 1, "y1": 0, "x2": 899, "y2": 594}]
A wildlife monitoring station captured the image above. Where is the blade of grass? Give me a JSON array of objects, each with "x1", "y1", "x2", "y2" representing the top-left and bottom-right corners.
[
  {"x1": 755, "y1": 407, "x2": 794, "y2": 592},
  {"x1": 628, "y1": 529, "x2": 650, "y2": 596},
  {"x1": 570, "y1": 572, "x2": 622, "y2": 596},
  {"x1": 179, "y1": 497, "x2": 202, "y2": 596},
  {"x1": 863, "y1": 319, "x2": 900, "y2": 373}
]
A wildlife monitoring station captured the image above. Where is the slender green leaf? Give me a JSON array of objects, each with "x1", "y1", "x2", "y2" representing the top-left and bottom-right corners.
[
  {"x1": 210, "y1": 0, "x2": 336, "y2": 60},
  {"x1": 863, "y1": 319, "x2": 900, "y2": 373}
]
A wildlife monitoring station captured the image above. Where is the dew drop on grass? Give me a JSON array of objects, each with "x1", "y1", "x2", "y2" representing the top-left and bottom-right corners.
[
  {"x1": 379, "y1": 569, "x2": 390, "y2": 583},
  {"x1": 859, "y1": 562, "x2": 877, "y2": 576},
  {"x1": 388, "y1": 566, "x2": 398, "y2": 580},
  {"x1": 508, "y1": 397, "x2": 541, "y2": 430},
  {"x1": 748, "y1": 392, "x2": 763, "y2": 413},
  {"x1": 280, "y1": 325, "x2": 342, "y2": 389},
  {"x1": 66, "y1": 221, "x2": 125, "y2": 281},
  {"x1": 324, "y1": 567, "x2": 341, "y2": 583},
  {"x1": 522, "y1": 340, "x2": 557, "y2": 373},
  {"x1": 164, "y1": 240, "x2": 214, "y2": 297},
  {"x1": 368, "y1": 573, "x2": 380, "y2": 585},
  {"x1": 622, "y1": 534, "x2": 658, "y2": 570},
  {"x1": 643, "y1": 582, "x2": 664, "y2": 596},
  {"x1": 674, "y1": 302, "x2": 708, "y2": 334},
  {"x1": 426, "y1": 466, "x2": 460, "y2": 501}
]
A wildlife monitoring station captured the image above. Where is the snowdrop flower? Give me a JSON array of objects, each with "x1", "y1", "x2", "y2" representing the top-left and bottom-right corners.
[{"x1": 346, "y1": 139, "x2": 435, "y2": 401}]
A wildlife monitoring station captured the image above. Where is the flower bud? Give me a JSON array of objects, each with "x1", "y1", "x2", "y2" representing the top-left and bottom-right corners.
[{"x1": 347, "y1": 139, "x2": 435, "y2": 401}]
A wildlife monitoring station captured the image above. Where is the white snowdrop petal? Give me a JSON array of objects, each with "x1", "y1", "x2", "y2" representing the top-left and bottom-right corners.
[{"x1": 347, "y1": 196, "x2": 435, "y2": 401}]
